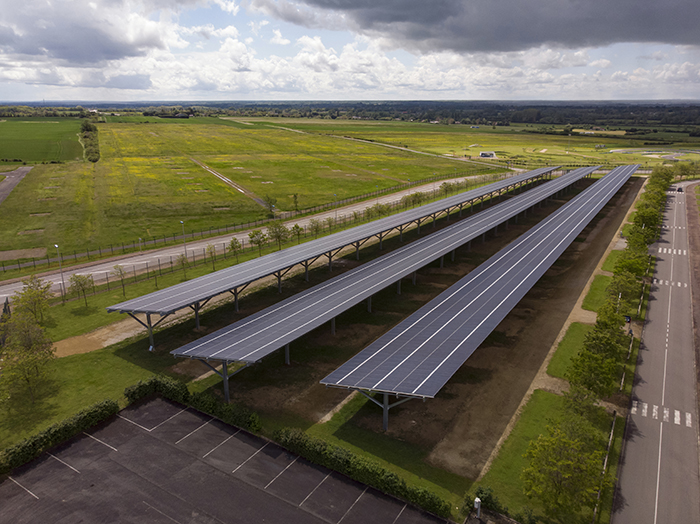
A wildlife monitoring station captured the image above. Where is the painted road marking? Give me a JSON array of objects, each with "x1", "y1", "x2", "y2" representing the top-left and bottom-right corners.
[
  {"x1": 83, "y1": 432, "x2": 118, "y2": 452},
  {"x1": 632, "y1": 404, "x2": 693, "y2": 428},
  {"x1": 175, "y1": 419, "x2": 211, "y2": 445},
  {"x1": 48, "y1": 453, "x2": 80, "y2": 474},
  {"x1": 8, "y1": 477, "x2": 39, "y2": 500}
]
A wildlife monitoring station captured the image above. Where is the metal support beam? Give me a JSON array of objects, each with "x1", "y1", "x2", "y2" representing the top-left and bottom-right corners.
[
  {"x1": 451, "y1": 249, "x2": 455, "y2": 262},
  {"x1": 397, "y1": 279, "x2": 401, "y2": 295},
  {"x1": 355, "y1": 242, "x2": 360, "y2": 260},
  {"x1": 285, "y1": 343, "x2": 290, "y2": 365},
  {"x1": 367, "y1": 296, "x2": 372, "y2": 313},
  {"x1": 127, "y1": 311, "x2": 172, "y2": 350},
  {"x1": 439, "y1": 256, "x2": 444, "y2": 268},
  {"x1": 327, "y1": 251, "x2": 333, "y2": 271},
  {"x1": 276, "y1": 272, "x2": 282, "y2": 293},
  {"x1": 378, "y1": 232, "x2": 384, "y2": 250},
  {"x1": 222, "y1": 361, "x2": 229, "y2": 402},
  {"x1": 356, "y1": 390, "x2": 416, "y2": 431},
  {"x1": 331, "y1": 317, "x2": 336, "y2": 336},
  {"x1": 146, "y1": 313, "x2": 154, "y2": 351}
]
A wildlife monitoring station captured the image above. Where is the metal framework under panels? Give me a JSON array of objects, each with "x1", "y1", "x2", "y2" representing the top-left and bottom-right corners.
[
  {"x1": 321, "y1": 165, "x2": 638, "y2": 430},
  {"x1": 170, "y1": 166, "x2": 600, "y2": 402},
  {"x1": 108, "y1": 167, "x2": 560, "y2": 347}
]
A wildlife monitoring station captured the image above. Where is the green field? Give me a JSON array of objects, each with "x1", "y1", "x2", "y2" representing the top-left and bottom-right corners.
[
  {"x1": 0, "y1": 120, "x2": 484, "y2": 253},
  {"x1": 0, "y1": 118, "x2": 84, "y2": 162},
  {"x1": 547, "y1": 322, "x2": 595, "y2": 379},
  {"x1": 239, "y1": 118, "x2": 700, "y2": 168}
]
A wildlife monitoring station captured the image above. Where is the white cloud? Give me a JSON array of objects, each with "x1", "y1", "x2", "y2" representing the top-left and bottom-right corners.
[
  {"x1": 270, "y1": 29, "x2": 290, "y2": 45},
  {"x1": 248, "y1": 19, "x2": 269, "y2": 36}
]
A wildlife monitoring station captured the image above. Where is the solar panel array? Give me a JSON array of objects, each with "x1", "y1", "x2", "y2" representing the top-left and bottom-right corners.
[
  {"x1": 108, "y1": 167, "x2": 557, "y2": 316},
  {"x1": 321, "y1": 165, "x2": 638, "y2": 398},
  {"x1": 171, "y1": 166, "x2": 599, "y2": 364}
]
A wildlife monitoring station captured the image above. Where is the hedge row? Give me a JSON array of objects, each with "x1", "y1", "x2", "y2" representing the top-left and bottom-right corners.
[
  {"x1": 0, "y1": 399, "x2": 119, "y2": 474},
  {"x1": 274, "y1": 427, "x2": 451, "y2": 518},
  {"x1": 124, "y1": 375, "x2": 261, "y2": 433}
]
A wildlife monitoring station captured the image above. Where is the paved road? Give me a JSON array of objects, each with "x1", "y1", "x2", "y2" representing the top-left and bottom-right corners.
[
  {"x1": 0, "y1": 174, "x2": 506, "y2": 302},
  {"x1": 613, "y1": 184, "x2": 700, "y2": 523},
  {"x1": 0, "y1": 166, "x2": 32, "y2": 206}
]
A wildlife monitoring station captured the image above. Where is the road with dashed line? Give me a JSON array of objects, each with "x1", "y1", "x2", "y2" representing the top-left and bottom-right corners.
[{"x1": 614, "y1": 185, "x2": 700, "y2": 523}]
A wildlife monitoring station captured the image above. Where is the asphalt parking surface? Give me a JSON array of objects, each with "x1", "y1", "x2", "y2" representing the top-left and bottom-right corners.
[{"x1": 0, "y1": 397, "x2": 448, "y2": 524}]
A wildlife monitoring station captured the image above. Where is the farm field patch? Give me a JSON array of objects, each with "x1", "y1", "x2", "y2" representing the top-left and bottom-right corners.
[{"x1": 0, "y1": 117, "x2": 83, "y2": 162}]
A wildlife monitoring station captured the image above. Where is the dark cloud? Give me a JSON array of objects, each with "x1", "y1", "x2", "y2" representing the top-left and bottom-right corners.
[{"x1": 253, "y1": 0, "x2": 700, "y2": 53}]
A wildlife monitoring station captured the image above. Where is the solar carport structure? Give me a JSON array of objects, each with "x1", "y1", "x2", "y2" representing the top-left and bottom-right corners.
[
  {"x1": 170, "y1": 166, "x2": 600, "y2": 401},
  {"x1": 321, "y1": 165, "x2": 638, "y2": 430},
  {"x1": 107, "y1": 167, "x2": 558, "y2": 349}
]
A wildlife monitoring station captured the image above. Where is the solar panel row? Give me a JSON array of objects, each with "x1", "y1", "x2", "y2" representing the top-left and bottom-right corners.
[
  {"x1": 108, "y1": 167, "x2": 558, "y2": 318},
  {"x1": 171, "y1": 166, "x2": 600, "y2": 372},
  {"x1": 321, "y1": 165, "x2": 637, "y2": 406}
]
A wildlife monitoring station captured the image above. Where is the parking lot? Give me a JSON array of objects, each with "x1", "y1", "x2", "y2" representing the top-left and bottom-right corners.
[{"x1": 0, "y1": 397, "x2": 447, "y2": 523}]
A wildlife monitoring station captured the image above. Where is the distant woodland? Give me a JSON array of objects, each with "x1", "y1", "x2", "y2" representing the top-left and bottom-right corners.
[{"x1": 3, "y1": 100, "x2": 700, "y2": 128}]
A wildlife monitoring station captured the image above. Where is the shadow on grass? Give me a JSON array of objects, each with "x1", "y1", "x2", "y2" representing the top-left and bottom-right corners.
[{"x1": 0, "y1": 375, "x2": 62, "y2": 440}]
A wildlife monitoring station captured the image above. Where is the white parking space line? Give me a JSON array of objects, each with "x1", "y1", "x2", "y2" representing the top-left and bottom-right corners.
[
  {"x1": 338, "y1": 487, "x2": 368, "y2": 524},
  {"x1": 83, "y1": 431, "x2": 118, "y2": 452},
  {"x1": 675, "y1": 410, "x2": 681, "y2": 425},
  {"x1": 687, "y1": 413, "x2": 693, "y2": 428},
  {"x1": 142, "y1": 501, "x2": 183, "y2": 524},
  {"x1": 203, "y1": 430, "x2": 240, "y2": 458},
  {"x1": 8, "y1": 477, "x2": 39, "y2": 500},
  {"x1": 642, "y1": 402, "x2": 648, "y2": 417},
  {"x1": 175, "y1": 419, "x2": 212, "y2": 445},
  {"x1": 631, "y1": 400, "x2": 638, "y2": 415},
  {"x1": 663, "y1": 408, "x2": 670, "y2": 423},
  {"x1": 48, "y1": 453, "x2": 80, "y2": 474},
  {"x1": 264, "y1": 456, "x2": 299, "y2": 489},
  {"x1": 652, "y1": 405, "x2": 658, "y2": 420},
  {"x1": 299, "y1": 471, "x2": 332, "y2": 507},
  {"x1": 150, "y1": 408, "x2": 189, "y2": 431},
  {"x1": 232, "y1": 442, "x2": 269, "y2": 474},
  {"x1": 391, "y1": 504, "x2": 408, "y2": 524},
  {"x1": 117, "y1": 414, "x2": 152, "y2": 432}
]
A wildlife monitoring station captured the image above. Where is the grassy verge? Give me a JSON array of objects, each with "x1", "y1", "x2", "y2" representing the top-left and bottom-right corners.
[
  {"x1": 582, "y1": 275, "x2": 612, "y2": 312},
  {"x1": 546, "y1": 322, "x2": 595, "y2": 379},
  {"x1": 305, "y1": 394, "x2": 470, "y2": 513},
  {"x1": 597, "y1": 415, "x2": 626, "y2": 524},
  {"x1": 0, "y1": 336, "x2": 175, "y2": 449},
  {"x1": 601, "y1": 249, "x2": 623, "y2": 272},
  {"x1": 474, "y1": 390, "x2": 565, "y2": 516}
]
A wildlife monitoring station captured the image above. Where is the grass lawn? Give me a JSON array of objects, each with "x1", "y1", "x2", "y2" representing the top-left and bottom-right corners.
[
  {"x1": 582, "y1": 275, "x2": 612, "y2": 312},
  {"x1": 547, "y1": 322, "x2": 595, "y2": 379},
  {"x1": 601, "y1": 249, "x2": 623, "y2": 272}
]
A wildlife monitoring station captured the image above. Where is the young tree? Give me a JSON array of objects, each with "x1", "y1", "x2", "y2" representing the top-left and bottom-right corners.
[
  {"x1": 291, "y1": 224, "x2": 304, "y2": 244},
  {"x1": 248, "y1": 229, "x2": 268, "y2": 257},
  {"x1": 309, "y1": 218, "x2": 323, "y2": 239},
  {"x1": 69, "y1": 273, "x2": 94, "y2": 307},
  {"x1": 292, "y1": 193, "x2": 299, "y2": 212},
  {"x1": 176, "y1": 253, "x2": 189, "y2": 279},
  {"x1": 324, "y1": 216, "x2": 334, "y2": 233},
  {"x1": 566, "y1": 349, "x2": 620, "y2": 398},
  {"x1": 206, "y1": 243, "x2": 217, "y2": 270},
  {"x1": 0, "y1": 312, "x2": 56, "y2": 403},
  {"x1": 13, "y1": 275, "x2": 52, "y2": 322},
  {"x1": 263, "y1": 194, "x2": 277, "y2": 216},
  {"x1": 267, "y1": 221, "x2": 290, "y2": 250},
  {"x1": 228, "y1": 237, "x2": 242, "y2": 263},
  {"x1": 522, "y1": 425, "x2": 610, "y2": 520},
  {"x1": 111, "y1": 264, "x2": 127, "y2": 297}
]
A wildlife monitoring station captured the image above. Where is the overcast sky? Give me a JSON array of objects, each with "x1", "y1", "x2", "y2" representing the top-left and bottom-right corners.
[{"x1": 1, "y1": 0, "x2": 699, "y2": 102}]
